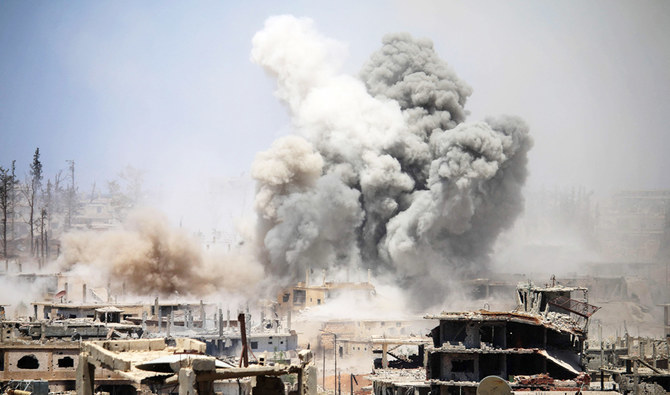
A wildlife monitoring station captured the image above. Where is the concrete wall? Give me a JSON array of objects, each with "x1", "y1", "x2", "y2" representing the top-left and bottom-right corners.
[
  {"x1": 249, "y1": 333, "x2": 297, "y2": 354},
  {"x1": 7, "y1": 350, "x2": 51, "y2": 372},
  {"x1": 52, "y1": 350, "x2": 79, "y2": 371},
  {"x1": 214, "y1": 379, "x2": 252, "y2": 395},
  {"x1": 439, "y1": 353, "x2": 478, "y2": 382},
  {"x1": 341, "y1": 341, "x2": 372, "y2": 358},
  {"x1": 321, "y1": 319, "x2": 429, "y2": 349},
  {"x1": 373, "y1": 381, "x2": 429, "y2": 395},
  {"x1": 0, "y1": 344, "x2": 130, "y2": 384}
]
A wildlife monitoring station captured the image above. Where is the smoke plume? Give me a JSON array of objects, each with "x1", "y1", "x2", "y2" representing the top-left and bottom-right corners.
[
  {"x1": 251, "y1": 16, "x2": 532, "y2": 307},
  {"x1": 57, "y1": 209, "x2": 263, "y2": 298}
]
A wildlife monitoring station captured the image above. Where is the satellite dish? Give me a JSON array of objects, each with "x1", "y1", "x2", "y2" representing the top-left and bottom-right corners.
[{"x1": 477, "y1": 375, "x2": 512, "y2": 395}]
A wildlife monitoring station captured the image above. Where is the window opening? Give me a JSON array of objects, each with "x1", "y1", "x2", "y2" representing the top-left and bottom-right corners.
[
  {"x1": 57, "y1": 356, "x2": 74, "y2": 368},
  {"x1": 17, "y1": 354, "x2": 39, "y2": 369}
]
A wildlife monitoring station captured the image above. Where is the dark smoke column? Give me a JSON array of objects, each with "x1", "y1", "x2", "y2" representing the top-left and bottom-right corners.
[{"x1": 251, "y1": 16, "x2": 532, "y2": 308}]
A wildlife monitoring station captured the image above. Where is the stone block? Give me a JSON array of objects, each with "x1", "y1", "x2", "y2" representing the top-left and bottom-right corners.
[
  {"x1": 191, "y1": 357, "x2": 215, "y2": 372},
  {"x1": 149, "y1": 338, "x2": 167, "y2": 351}
]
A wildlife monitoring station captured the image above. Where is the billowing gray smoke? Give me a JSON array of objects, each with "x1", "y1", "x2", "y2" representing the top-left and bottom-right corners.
[{"x1": 251, "y1": 16, "x2": 532, "y2": 307}]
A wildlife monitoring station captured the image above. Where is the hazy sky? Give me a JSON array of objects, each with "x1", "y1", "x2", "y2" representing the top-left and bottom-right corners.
[{"x1": 1, "y1": 1, "x2": 669, "y2": 227}]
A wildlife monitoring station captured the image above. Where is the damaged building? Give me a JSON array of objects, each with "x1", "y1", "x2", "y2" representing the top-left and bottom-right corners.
[
  {"x1": 424, "y1": 309, "x2": 590, "y2": 393},
  {"x1": 1, "y1": 315, "x2": 309, "y2": 394},
  {"x1": 1, "y1": 293, "x2": 302, "y2": 394},
  {"x1": 276, "y1": 271, "x2": 376, "y2": 314},
  {"x1": 0, "y1": 336, "x2": 135, "y2": 393},
  {"x1": 370, "y1": 282, "x2": 604, "y2": 394},
  {"x1": 585, "y1": 332, "x2": 670, "y2": 392},
  {"x1": 72, "y1": 337, "x2": 317, "y2": 395},
  {"x1": 318, "y1": 319, "x2": 429, "y2": 362}
]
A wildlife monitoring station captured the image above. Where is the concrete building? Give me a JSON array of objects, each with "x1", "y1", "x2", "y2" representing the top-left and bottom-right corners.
[
  {"x1": 33, "y1": 302, "x2": 145, "y2": 321},
  {"x1": 0, "y1": 340, "x2": 133, "y2": 393},
  {"x1": 318, "y1": 319, "x2": 429, "y2": 361},
  {"x1": 424, "y1": 310, "x2": 589, "y2": 393},
  {"x1": 198, "y1": 331, "x2": 299, "y2": 361},
  {"x1": 71, "y1": 195, "x2": 119, "y2": 231},
  {"x1": 596, "y1": 190, "x2": 670, "y2": 263},
  {"x1": 369, "y1": 283, "x2": 602, "y2": 394},
  {"x1": 276, "y1": 272, "x2": 376, "y2": 314},
  {"x1": 75, "y1": 338, "x2": 317, "y2": 395}
]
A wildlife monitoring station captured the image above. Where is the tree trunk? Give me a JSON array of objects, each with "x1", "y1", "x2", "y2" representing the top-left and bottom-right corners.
[
  {"x1": 29, "y1": 204, "x2": 34, "y2": 256},
  {"x1": 2, "y1": 214, "x2": 6, "y2": 260}
]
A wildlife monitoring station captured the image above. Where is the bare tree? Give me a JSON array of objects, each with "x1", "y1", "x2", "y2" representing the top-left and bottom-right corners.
[
  {"x1": 107, "y1": 179, "x2": 123, "y2": 221},
  {"x1": 65, "y1": 160, "x2": 79, "y2": 230},
  {"x1": 50, "y1": 170, "x2": 64, "y2": 227},
  {"x1": 0, "y1": 165, "x2": 13, "y2": 263},
  {"x1": 108, "y1": 165, "x2": 145, "y2": 222},
  {"x1": 39, "y1": 207, "x2": 47, "y2": 266},
  {"x1": 8, "y1": 161, "x2": 16, "y2": 251},
  {"x1": 22, "y1": 148, "x2": 43, "y2": 256},
  {"x1": 120, "y1": 165, "x2": 144, "y2": 205},
  {"x1": 41, "y1": 179, "x2": 53, "y2": 262}
]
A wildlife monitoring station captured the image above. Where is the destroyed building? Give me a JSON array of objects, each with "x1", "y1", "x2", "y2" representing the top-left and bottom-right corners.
[
  {"x1": 276, "y1": 272, "x2": 376, "y2": 315},
  {"x1": 0, "y1": 321, "x2": 140, "y2": 394},
  {"x1": 370, "y1": 282, "x2": 601, "y2": 394},
  {"x1": 199, "y1": 330, "x2": 298, "y2": 360},
  {"x1": 70, "y1": 337, "x2": 317, "y2": 394},
  {"x1": 1, "y1": 290, "x2": 303, "y2": 394},
  {"x1": 424, "y1": 310, "x2": 589, "y2": 393},
  {"x1": 0, "y1": 340, "x2": 133, "y2": 394},
  {"x1": 583, "y1": 328, "x2": 670, "y2": 392},
  {"x1": 596, "y1": 190, "x2": 670, "y2": 263},
  {"x1": 319, "y1": 319, "x2": 429, "y2": 362},
  {"x1": 1, "y1": 310, "x2": 309, "y2": 394}
]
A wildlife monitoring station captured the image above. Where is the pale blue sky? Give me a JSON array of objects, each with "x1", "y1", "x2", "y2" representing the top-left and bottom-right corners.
[{"x1": 1, "y1": 1, "x2": 669, "y2": 229}]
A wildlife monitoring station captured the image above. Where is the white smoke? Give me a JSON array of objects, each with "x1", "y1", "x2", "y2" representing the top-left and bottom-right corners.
[{"x1": 251, "y1": 16, "x2": 533, "y2": 309}]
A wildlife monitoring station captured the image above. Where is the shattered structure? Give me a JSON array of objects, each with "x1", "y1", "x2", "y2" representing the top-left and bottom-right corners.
[
  {"x1": 369, "y1": 282, "x2": 606, "y2": 394},
  {"x1": 596, "y1": 190, "x2": 670, "y2": 263},
  {"x1": 0, "y1": 340, "x2": 129, "y2": 393},
  {"x1": 1, "y1": 291, "x2": 304, "y2": 394},
  {"x1": 75, "y1": 338, "x2": 316, "y2": 395},
  {"x1": 425, "y1": 309, "x2": 590, "y2": 393},
  {"x1": 585, "y1": 333, "x2": 670, "y2": 392},
  {"x1": 1, "y1": 315, "x2": 310, "y2": 394},
  {"x1": 276, "y1": 271, "x2": 375, "y2": 314},
  {"x1": 319, "y1": 319, "x2": 428, "y2": 361}
]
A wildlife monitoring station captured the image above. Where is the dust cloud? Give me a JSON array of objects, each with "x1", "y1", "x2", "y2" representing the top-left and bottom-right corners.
[{"x1": 56, "y1": 208, "x2": 264, "y2": 298}]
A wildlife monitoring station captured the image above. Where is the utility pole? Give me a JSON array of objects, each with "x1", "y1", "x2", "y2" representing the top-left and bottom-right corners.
[
  {"x1": 334, "y1": 333, "x2": 337, "y2": 394},
  {"x1": 598, "y1": 322, "x2": 605, "y2": 391},
  {"x1": 238, "y1": 313, "x2": 249, "y2": 367}
]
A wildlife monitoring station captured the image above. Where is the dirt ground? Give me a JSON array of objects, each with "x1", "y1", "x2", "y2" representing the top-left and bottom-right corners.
[{"x1": 319, "y1": 373, "x2": 372, "y2": 394}]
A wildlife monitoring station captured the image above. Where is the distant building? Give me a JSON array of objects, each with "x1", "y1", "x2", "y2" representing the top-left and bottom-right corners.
[
  {"x1": 200, "y1": 331, "x2": 298, "y2": 360},
  {"x1": 276, "y1": 273, "x2": 375, "y2": 314},
  {"x1": 596, "y1": 190, "x2": 670, "y2": 263},
  {"x1": 319, "y1": 318, "x2": 429, "y2": 360},
  {"x1": 72, "y1": 195, "x2": 119, "y2": 231}
]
